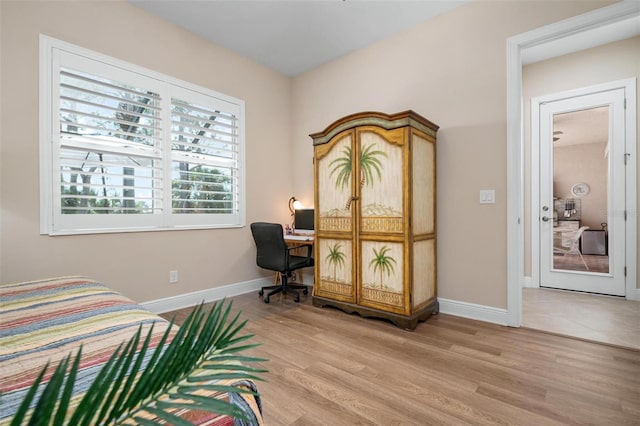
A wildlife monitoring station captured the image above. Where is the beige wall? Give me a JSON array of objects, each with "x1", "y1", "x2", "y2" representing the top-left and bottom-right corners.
[
  {"x1": 0, "y1": 0, "x2": 617, "y2": 308},
  {"x1": 0, "y1": 1, "x2": 292, "y2": 302},
  {"x1": 291, "y1": 0, "x2": 611, "y2": 309},
  {"x1": 523, "y1": 36, "x2": 640, "y2": 286},
  {"x1": 554, "y1": 142, "x2": 608, "y2": 230}
]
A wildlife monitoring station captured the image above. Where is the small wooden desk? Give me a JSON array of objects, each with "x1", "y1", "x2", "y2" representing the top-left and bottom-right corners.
[{"x1": 284, "y1": 235, "x2": 314, "y2": 245}]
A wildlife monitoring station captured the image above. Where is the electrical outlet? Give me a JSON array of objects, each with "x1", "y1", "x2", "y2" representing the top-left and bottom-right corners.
[{"x1": 169, "y1": 270, "x2": 179, "y2": 283}]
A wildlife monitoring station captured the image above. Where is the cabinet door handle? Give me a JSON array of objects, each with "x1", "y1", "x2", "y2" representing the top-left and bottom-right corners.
[{"x1": 345, "y1": 195, "x2": 359, "y2": 209}]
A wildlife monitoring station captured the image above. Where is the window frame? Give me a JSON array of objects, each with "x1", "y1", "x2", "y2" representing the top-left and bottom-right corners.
[{"x1": 39, "y1": 35, "x2": 246, "y2": 235}]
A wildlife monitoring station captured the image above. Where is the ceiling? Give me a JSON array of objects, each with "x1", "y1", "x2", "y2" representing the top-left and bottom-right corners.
[
  {"x1": 127, "y1": 1, "x2": 637, "y2": 146},
  {"x1": 553, "y1": 106, "x2": 609, "y2": 148},
  {"x1": 129, "y1": 1, "x2": 638, "y2": 76},
  {"x1": 128, "y1": 0, "x2": 470, "y2": 76}
]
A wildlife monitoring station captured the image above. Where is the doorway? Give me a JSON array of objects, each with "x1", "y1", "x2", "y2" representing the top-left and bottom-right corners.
[
  {"x1": 533, "y1": 83, "x2": 628, "y2": 297},
  {"x1": 506, "y1": 2, "x2": 639, "y2": 329}
]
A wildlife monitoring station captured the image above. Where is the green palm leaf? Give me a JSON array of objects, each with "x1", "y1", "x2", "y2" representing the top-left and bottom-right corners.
[
  {"x1": 325, "y1": 243, "x2": 346, "y2": 281},
  {"x1": 8, "y1": 362, "x2": 49, "y2": 426},
  {"x1": 10, "y1": 300, "x2": 266, "y2": 425},
  {"x1": 360, "y1": 143, "x2": 387, "y2": 187},
  {"x1": 329, "y1": 146, "x2": 353, "y2": 190},
  {"x1": 369, "y1": 246, "x2": 397, "y2": 288}
]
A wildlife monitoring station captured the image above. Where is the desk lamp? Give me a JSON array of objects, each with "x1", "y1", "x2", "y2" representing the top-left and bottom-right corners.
[{"x1": 288, "y1": 196, "x2": 304, "y2": 230}]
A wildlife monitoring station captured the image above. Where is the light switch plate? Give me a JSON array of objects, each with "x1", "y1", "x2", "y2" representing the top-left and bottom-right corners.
[{"x1": 480, "y1": 189, "x2": 495, "y2": 204}]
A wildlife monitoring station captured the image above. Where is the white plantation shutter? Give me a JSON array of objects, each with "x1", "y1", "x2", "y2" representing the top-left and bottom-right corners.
[
  {"x1": 58, "y1": 67, "x2": 163, "y2": 215},
  {"x1": 170, "y1": 87, "x2": 241, "y2": 223},
  {"x1": 41, "y1": 36, "x2": 245, "y2": 235}
]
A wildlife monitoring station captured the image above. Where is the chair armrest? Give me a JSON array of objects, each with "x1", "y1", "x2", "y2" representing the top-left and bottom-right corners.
[{"x1": 287, "y1": 243, "x2": 313, "y2": 258}]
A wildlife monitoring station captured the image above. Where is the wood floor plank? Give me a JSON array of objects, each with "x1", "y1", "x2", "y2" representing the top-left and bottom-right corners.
[
  {"x1": 160, "y1": 293, "x2": 640, "y2": 425},
  {"x1": 474, "y1": 383, "x2": 580, "y2": 426},
  {"x1": 312, "y1": 361, "x2": 483, "y2": 425},
  {"x1": 442, "y1": 334, "x2": 640, "y2": 404},
  {"x1": 311, "y1": 347, "x2": 533, "y2": 426}
]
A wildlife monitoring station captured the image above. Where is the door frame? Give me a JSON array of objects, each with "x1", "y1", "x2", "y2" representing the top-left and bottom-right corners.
[
  {"x1": 531, "y1": 81, "x2": 631, "y2": 295},
  {"x1": 506, "y1": 2, "x2": 639, "y2": 326}
]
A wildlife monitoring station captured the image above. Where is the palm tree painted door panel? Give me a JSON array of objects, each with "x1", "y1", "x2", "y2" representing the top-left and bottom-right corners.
[
  {"x1": 314, "y1": 130, "x2": 355, "y2": 303},
  {"x1": 357, "y1": 128, "x2": 407, "y2": 314},
  {"x1": 358, "y1": 128, "x2": 405, "y2": 234},
  {"x1": 360, "y1": 241, "x2": 405, "y2": 312},
  {"x1": 317, "y1": 238, "x2": 353, "y2": 301}
]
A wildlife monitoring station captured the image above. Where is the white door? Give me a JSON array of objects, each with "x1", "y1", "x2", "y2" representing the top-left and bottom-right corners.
[{"x1": 537, "y1": 86, "x2": 626, "y2": 296}]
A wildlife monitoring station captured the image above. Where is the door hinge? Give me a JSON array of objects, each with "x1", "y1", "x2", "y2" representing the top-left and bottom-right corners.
[
  {"x1": 624, "y1": 210, "x2": 627, "y2": 221},
  {"x1": 624, "y1": 153, "x2": 631, "y2": 165},
  {"x1": 624, "y1": 266, "x2": 627, "y2": 277}
]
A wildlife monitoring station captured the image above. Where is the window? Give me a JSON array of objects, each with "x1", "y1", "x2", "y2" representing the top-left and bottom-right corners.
[{"x1": 40, "y1": 36, "x2": 245, "y2": 235}]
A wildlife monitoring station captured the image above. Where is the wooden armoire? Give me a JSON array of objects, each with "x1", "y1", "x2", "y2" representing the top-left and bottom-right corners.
[{"x1": 310, "y1": 111, "x2": 439, "y2": 330}]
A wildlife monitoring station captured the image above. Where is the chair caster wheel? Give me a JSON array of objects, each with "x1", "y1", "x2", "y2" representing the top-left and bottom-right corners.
[
  {"x1": 293, "y1": 296, "x2": 300, "y2": 303},
  {"x1": 258, "y1": 289, "x2": 264, "y2": 296},
  {"x1": 303, "y1": 288, "x2": 308, "y2": 295},
  {"x1": 264, "y1": 296, "x2": 269, "y2": 304}
]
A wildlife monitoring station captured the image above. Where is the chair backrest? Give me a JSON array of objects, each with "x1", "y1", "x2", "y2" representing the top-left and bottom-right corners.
[
  {"x1": 569, "y1": 226, "x2": 590, "y2": 252},
  {"x1": 250, "y1": 222, "x2": 288, "y2": 273}
]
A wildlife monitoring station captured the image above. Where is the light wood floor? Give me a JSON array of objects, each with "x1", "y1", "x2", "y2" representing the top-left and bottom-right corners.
[
  {"x1": 553, "y1": 253, "x2": 609, "y2": 273},
  {"x1": 161, "y1": 291, "x2": 640, "y2": 425},
  {"x1": 523, "y1": 287, "x2": 640, "y2": 350}
]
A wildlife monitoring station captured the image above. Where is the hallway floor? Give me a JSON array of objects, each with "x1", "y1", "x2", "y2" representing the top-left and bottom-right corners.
[{"x1": 523, "y1": 287, "x2": 640, "y2": 350}]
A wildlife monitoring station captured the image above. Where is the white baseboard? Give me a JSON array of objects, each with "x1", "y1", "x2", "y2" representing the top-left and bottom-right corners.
[
  {"x1": 141, "y1": 278, "x2": 271, "y2": 314},
  {"x1": 522, "y1": 276, "x2": 538, "y2": 288},
  {"x1": 439, "y1": 298, "x2": 508, "y2": 326},
  {"x1": 142, "y1": 279, "x2": 512, "y2": 327}
]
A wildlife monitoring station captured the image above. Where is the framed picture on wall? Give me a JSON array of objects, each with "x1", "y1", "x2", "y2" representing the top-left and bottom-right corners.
[{"x1": 571, "y1": 182, "x2": 590, "y2": 197}]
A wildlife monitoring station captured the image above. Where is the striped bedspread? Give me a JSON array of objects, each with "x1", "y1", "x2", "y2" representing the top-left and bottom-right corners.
[{"x1": 0, "y1": 277, "x2": 263, "y2": 425}]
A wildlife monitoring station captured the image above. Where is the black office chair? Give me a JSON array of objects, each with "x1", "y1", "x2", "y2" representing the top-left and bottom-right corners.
[{"x1": 250, "y1": 222, "x2": 314, "y2": 303}]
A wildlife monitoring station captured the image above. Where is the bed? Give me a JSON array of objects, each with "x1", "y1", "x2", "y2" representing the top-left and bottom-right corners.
[{"x1": 0, "y1": 277, "x2": 263, "y2": 425}]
